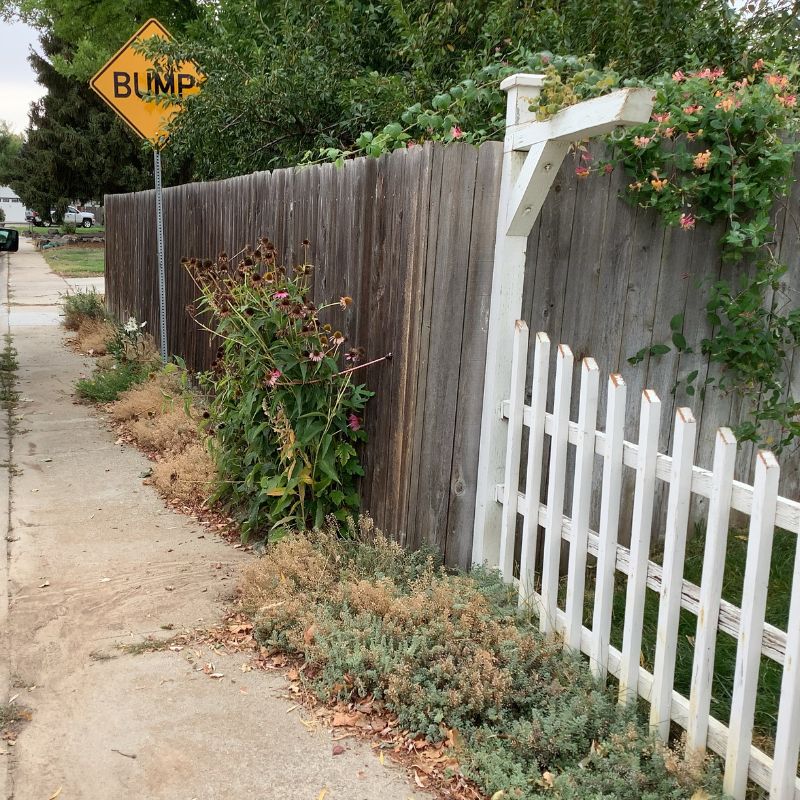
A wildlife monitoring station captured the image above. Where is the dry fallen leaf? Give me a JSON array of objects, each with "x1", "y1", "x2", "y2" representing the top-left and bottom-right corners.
[
  {"x1": 332, "y1": 712, "x2": 359, "y2": 728},
  {"x1": 332, "y1": 744, "x2": 345, "y2": 756},
  {"x1": 48, "y1": 789, "x2": 62, "y2": 800}
]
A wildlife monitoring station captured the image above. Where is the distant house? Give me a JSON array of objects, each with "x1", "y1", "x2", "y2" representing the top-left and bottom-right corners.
[{"x1": 0, "y1": 187, "x2": 26, "y2": 224}]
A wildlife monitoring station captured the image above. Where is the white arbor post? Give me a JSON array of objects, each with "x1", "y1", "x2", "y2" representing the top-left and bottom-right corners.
[{"x1": 472, "y1": 75, "x2": 654, "y2": 568}]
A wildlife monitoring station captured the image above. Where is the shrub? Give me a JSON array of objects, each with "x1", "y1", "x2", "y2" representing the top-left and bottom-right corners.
[
  {"x1": 185, "y1": 238, "x2": 374, "y2": 539},
  {"x1": 62, "y1": 289, "x2": 106, "y2": 330},
  {"x1": 240, "y1": 522, "x2": 724, "y2": 800}
]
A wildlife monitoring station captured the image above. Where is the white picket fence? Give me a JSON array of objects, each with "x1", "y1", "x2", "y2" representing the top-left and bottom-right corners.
[{"x1": 489, "y1": 321, "x2": 800, "y2": 799}]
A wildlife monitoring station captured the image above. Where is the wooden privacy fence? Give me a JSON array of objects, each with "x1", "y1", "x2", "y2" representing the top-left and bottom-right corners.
[
  {"x1": 105, "y1": 140, "x2": 800, "y2": 567},
  {"x1": 492, "y1": 320, "x2": 800, "y2": 799}
]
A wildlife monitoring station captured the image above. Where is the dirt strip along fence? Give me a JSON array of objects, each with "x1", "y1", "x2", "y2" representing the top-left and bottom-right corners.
[{"x1": 105, "y1": 141, "x2": 800, "y2": 567}]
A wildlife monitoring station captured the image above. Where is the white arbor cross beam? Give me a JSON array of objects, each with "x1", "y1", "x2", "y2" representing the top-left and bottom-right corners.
[{"x1": 472, "y1": 74, "x2": 654, "y2": 569}]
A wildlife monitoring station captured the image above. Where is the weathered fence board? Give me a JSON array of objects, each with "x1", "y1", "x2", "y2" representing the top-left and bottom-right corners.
[{"x1": 105, "y1": 141, "x2": 800, "y2": 567}]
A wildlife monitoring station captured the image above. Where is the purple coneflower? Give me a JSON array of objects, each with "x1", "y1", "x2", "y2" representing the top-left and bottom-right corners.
[
  {"x1": 308, "y1": 351, "x2": 324, "y2": 363},
  {"x1": 266, "y1": 369, "x2": 281, "y2": 388}
]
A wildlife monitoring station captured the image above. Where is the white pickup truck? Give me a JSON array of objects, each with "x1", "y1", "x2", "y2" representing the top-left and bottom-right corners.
[{"x1": 47, "y1": 205, "x2": 95, "y2": 228}]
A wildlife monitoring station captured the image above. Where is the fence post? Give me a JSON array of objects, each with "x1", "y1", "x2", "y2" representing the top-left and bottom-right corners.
[
  {"x1": 724, "y1": 450, "x2": 780, "y2": 799},
  {"x1": 472, "y1": 74, "x2": 545, "y2": 569}
]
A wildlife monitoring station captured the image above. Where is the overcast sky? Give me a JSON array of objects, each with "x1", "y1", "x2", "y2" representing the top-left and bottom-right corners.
[{"x1": 0, "y1": 19, "x2": 45, "y2": 133}]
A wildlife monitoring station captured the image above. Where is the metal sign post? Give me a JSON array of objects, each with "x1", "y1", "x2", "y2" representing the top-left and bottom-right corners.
[
  {"x1": 90, "y1": 18, "x2": 203, "y2": 361},
  {"x1": 153, "y1": 150, "x2": 168, "y2": 360}
]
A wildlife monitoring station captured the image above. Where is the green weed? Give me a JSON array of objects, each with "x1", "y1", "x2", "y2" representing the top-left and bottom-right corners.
[{"x1": 76, "y1": 361, "x2": 150, "y2": 403}]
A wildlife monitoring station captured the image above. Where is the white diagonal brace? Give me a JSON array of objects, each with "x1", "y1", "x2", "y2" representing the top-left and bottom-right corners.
[{"x1": 506, "y1": 139, "x2": 571, "y2": 236}]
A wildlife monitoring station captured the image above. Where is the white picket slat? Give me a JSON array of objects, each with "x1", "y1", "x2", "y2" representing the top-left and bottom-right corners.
[
  {"x1": 687, "y1": 427, "x2": 737, "y2": 754},
  {"x1": 725, "y1": 451, "x2": 781, "y2": 799},
  {"x1": 499, "y1": 320, "x2": 529, "y2": 583},
  {"x1": 564, "y1": 358, "x2": 600, "y2": 650},
  {"x1": 650, "y1": 408, "x2": 697, "y2": 739},
  {"x1": 618, "y1": 389, "x2": 661, "y2": 705},
  {"x1": 540, "y1": 345, "x2": 574, "y2": 633},
  {"x1": 590, "y1": 374, "x2": 626, "y2": 680},
  {"x1": 770, "y1": 531, "x2": 800, "y2": 799},
  {"x1": 518, "y1": 332, "x2": 551, "y2": 607}
]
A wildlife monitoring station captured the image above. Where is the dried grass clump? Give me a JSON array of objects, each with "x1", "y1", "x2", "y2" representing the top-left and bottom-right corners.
[
  {"x1": 74, "y1": 318, "x2": 117, "y2": 355},
  {"x1": 151, "y1": 442, "x2": 216, "y2": 505},
  {"x1": 111, "y1": 372, "x2": 181, "y2": 422},
  {"x1": 127, "y1": 409, "x2": 199, "y2": 454}
]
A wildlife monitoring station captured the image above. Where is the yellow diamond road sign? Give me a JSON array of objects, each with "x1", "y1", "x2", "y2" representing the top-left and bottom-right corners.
[{"x1": 90, "y1": 18, "x2": 202, "y2": 147}]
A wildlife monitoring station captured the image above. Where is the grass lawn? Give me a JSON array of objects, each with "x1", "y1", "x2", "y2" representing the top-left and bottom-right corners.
[{"x1": 42, "y1": 245, "x2": 105, "y2": 277}]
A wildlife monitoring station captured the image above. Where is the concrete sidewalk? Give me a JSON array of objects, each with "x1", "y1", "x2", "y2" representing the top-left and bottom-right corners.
[{"x1": 1, "y1": 240, "x2": 419, "y2": 799}]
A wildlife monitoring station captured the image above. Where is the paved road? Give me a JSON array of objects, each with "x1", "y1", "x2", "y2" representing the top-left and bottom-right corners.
[{"x1": 0, "y1": 240, "x2": 419, "y2": 799}]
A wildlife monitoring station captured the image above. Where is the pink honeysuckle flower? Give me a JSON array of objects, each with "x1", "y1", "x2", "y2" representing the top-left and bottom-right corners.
[
  {"x1": 575, "y1": 166, "x2": 590, "y2": 178},
  {"x1": 777, "y1": 93, "x2": 797, "y2": 108},
  {"x1": 766, "y1": 73, "x2": 789, "y2": 89},
  {"x1": 683, "y1": 104, "x2": 703, "y2": 115},
  {"x1": 450, "y1": 126, "x2": 463, "y2": 139},
  {"x1": 633, "y1": 135, "x2": 652, "y2": 148},
  {"x1": 603, "y1": 163, "x2": 614, "y2": 175},
  {"x1": 652, "y1": 112, "x2": 671, "y2": 123},
  {"x1": 753, "y1": 58, "x2": 765, "y2": 71},
  {"x1": 347, "y1": 413, "x2": 361, "y2": 431},
  {"x1": 680, "y1": 213, "x2": 696, "y2": 230},
  {"x1": 672, "y1": 70, "x2": 687, "y2": 82}
]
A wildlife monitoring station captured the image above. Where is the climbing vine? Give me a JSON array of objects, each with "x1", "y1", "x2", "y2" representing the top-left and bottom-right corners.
[{"x1": 611, "y1": 60, "x2": 800, "y2": 451}]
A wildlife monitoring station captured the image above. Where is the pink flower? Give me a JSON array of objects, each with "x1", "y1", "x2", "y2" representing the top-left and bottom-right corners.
[
  {"x1": 331, "y1": 330, "x2": 346, "y2": 346},
  {"x1": 603, "y1": 163, "x2": 614, "y2": 175},
  {"x1": 339, "y1": 295, "x2": 353, "y2": 308},
  {"x1": 672, "y1": 70, "x2": 686, "y2": 82},
  {"x1": 406, "y1": 140, "x2": 417, "y2": 148},
  {"x1": 682, "y1": 104, "x2": 703, "y2": 115},
  {"x1": 450, "y1": 126, "x2": 463, "y2": 139},
  {"x1": 679, "y1": 213, "x2": 696, "y2": 230},
  {"x1": 266, "y1": 369, "x2": 281, "y2": 388},
  {"x1": 575, "y1": 166, "x2": 590, "y2": 178},
  {"x1": 347, "y1": 413, "x2": 361, "y2": 431},
  {"x1": 633, "y1": 135, "x2": 652, "y2": 148},
  {"x1": 580, "y1": 151, "x2": 593, "y2": 163},
  {"x1": 777, "y1": 93, "x2": 797, "y2": 108},
  {"x1": 652, "y1": 112, "x2": 671, "y2": 123},
  {"x1": 308, "y1": 350, "x2": 324, "y2": 363},
  {"x1": 753, "y1": 58, "x2": 765, "y2": 71},
  {"x1": 663, "y1": 127, "x2": 676, "y2": 138},
  {"x1": 273, "y1": 290, "x2": 289, "y2": 300}
]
